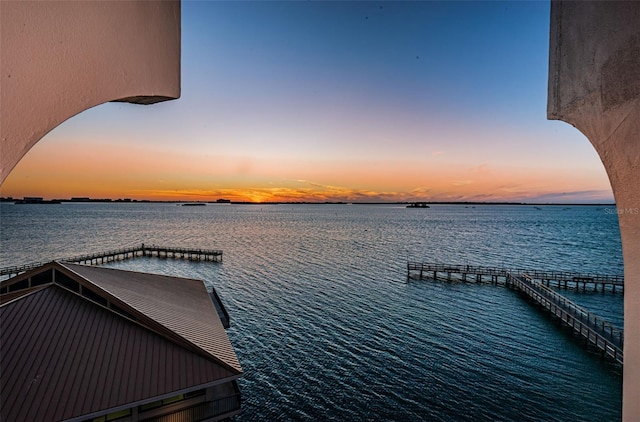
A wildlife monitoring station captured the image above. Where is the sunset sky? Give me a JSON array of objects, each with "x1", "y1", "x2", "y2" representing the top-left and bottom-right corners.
[{"x1": 1, "y1": 1, "x2": 614, "y2": 203}]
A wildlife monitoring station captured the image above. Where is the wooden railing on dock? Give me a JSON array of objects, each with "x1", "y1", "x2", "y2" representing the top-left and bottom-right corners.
[
  {"x1": 407, "y1": 261, "x2": 624, "y2": 364},
  {"x1": 407, "y1": 262, "x2": 510, "y2": 284},
  {"x1": 507, "y1": 273, "x2": 623, "y2": 364},
  {"x1": 407, "y1": 262, "x2": 623, "y2": 293},
  {"x1": 0, "y1": 244, "x2": 222, "y2": 278}
]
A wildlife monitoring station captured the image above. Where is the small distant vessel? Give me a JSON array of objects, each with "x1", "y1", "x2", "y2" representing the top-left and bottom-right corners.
[
  {"x1": 181, "y1": 203, "x2": 206, "y2": 206},
  {"x1": 406, "y1": 202, "x2": 430, "y2": 208}
]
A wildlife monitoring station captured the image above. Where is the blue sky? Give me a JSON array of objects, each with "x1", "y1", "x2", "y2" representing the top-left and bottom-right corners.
[{"x1": 2, "y1": 1, "x2": 613, "y2": 203}]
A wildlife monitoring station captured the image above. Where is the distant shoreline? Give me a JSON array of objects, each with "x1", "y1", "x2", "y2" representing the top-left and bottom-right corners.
[{"x1": 0, "y1": 197, "x2": 616, "y2": 206}]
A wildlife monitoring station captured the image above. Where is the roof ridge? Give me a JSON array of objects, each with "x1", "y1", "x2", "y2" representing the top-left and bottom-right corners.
[{"x1": 58, "y1": 260, "x2": 206, "y2": 283}]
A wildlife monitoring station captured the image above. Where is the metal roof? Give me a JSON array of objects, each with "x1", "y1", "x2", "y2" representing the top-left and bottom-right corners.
[
  {"x1": 59, "y1": 262, "x2": 241, "y2": 373},
  {"x1": 0, "y1": 262, "x2": 242, "y2": 421},
  {"x1": 0, "y1": 284, "x2": 238, "y2": 421}
]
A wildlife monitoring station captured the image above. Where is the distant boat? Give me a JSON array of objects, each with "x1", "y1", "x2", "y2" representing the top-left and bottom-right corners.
[
  {"x1": 182, "y1": 203, "x2": 206, "y2": 206},
  {"x1": 406, "y1": 202, "x2": 430, "y2": 208}
]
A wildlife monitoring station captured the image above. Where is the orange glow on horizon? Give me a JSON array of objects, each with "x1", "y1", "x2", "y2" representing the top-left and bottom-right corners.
[{"x1": 0, "y1": 128, "x2": 614, "y2": 204}]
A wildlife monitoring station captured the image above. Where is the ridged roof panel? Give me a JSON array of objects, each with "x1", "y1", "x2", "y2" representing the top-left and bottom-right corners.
[
  {"x1": 0, "y1": 285, "x2": 236, "y2": 422},
  {"x1": 60, "y1": 263, "x2": 242, "y2": 373}
]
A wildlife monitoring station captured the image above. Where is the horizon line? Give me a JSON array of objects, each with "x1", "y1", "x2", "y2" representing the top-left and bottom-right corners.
[{"x1": 0, "y1": 197, "x2": 617, "y2": 206}]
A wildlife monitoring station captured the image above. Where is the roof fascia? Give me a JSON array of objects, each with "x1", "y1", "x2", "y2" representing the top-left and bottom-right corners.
[{"x1": 62, "y1": 375, "x2": 242, "y2": 422}]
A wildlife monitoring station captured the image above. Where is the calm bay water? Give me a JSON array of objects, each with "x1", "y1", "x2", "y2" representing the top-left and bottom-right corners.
[{"x1": 0, "y1": 203, "x2": 624, "y2": 421}]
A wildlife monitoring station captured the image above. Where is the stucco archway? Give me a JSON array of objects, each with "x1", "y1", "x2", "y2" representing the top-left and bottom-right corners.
[
  {"x1": 548, "y1": 1, "x2": 640, "y2": 419},
  {"x1": 0, "y1": 0, "x2": 181, "y2": 183}
]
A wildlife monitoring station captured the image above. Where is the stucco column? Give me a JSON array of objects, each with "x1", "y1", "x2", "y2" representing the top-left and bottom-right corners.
[
  {"x1": 0, "y1": 0, "x2": 181, "y2": 184},
  {"x1": 547, "y1": 1, "x2": 640, "y2": 419}
]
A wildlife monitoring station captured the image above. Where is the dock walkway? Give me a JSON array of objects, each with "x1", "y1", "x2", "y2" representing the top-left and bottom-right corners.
[
  {"x1": 0, "y1": 244, "x2": 222, "y2": 278},
  {"x1": 407, "y1": 262, "x2": 623, "y2": 293},
  {"x1": 408, "y1": 261, "x2": 624, "y2": 364},
  {"x1": 507, "y1": 272, "x2": 623, "y2": 364}
]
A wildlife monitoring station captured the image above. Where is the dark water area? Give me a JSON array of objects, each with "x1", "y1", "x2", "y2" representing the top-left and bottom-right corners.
[{"x1": 0, "y1": 203, "x2": 624, "y2": 421}]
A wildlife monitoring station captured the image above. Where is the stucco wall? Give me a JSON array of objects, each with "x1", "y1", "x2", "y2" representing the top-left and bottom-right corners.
[
  {"x1": 0, "y1": 0, "x2": 181, "y2": 184},
  {"x1": 548, "y1": 1, "x2": 640, "y2": 419}
]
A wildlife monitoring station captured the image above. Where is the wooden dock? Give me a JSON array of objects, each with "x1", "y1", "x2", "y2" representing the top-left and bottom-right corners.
[
  {"x1": 507, "y1": 272, "x2": 623, "y2": 364},
  {"x1": 408, "y1": 261, "x2": 624, "y2": 364},
  {"x1": 407, "y1": 262, "x2": 510, "y2": 285},
  {"x1": 407, "y1": 262, "x2": 624, "y2": 293},
  {"x1": 0, "y1": 244, "x2": 222, "y2": 278}
]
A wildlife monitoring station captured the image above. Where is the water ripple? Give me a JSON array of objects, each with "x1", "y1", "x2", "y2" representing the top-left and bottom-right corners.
[{"x1": 0, "y1": 203, "x2": 622, "y2": 421}]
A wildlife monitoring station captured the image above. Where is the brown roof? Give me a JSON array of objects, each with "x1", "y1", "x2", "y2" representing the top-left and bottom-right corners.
[
  {"x1": 59, "y1": 263, "x2": 242, "y2": 373},
  {"x1": 0, "y1": 262, "x2": 242, "y2": 421}
]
